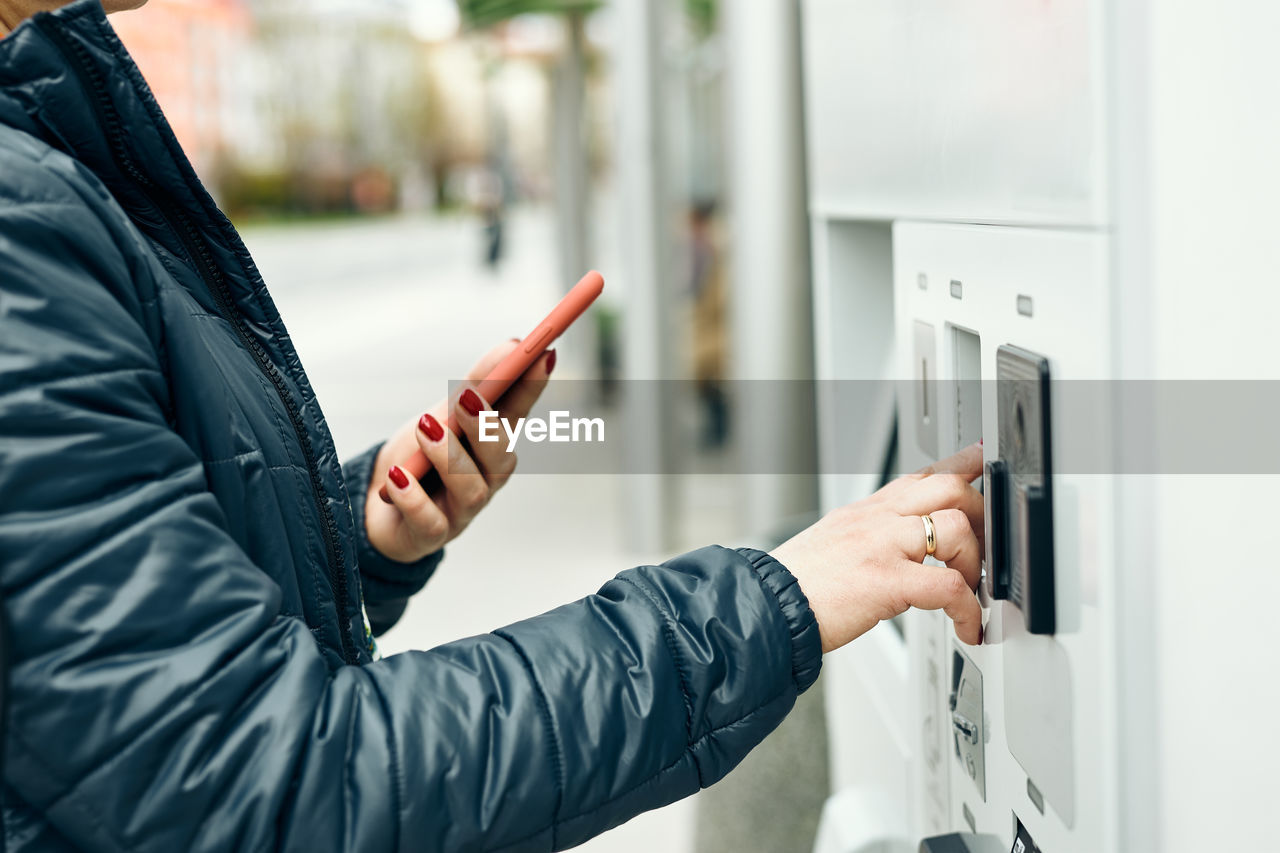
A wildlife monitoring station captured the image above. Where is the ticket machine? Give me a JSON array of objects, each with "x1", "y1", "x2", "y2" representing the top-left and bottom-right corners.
[{"x1": 798, "y1": 1, "x2": 1279, "y2": 850}]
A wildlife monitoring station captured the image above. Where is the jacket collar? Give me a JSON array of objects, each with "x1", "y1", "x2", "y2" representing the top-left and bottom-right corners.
[{"x1": 0, "y1": 0, "x2": 217, "y2": 225}]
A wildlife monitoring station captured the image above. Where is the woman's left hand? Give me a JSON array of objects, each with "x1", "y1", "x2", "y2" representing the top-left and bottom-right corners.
[{"x1": 364, "y1": 339, "x2": 554, "y2": 563}]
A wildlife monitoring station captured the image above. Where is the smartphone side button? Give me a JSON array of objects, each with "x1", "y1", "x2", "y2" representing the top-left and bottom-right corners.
[{"x1": 523, "y1": 324, "x2": 554, "y2": 353}]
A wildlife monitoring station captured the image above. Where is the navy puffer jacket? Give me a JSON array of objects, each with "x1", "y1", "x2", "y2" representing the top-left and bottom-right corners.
[{"x1": 0, "y1": 2, "x2": 822, "y2": 850}]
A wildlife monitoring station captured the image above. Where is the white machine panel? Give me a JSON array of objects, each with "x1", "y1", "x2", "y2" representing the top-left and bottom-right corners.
[
  {"x1": 802, "y1": 2, "x2": 1280, "y2": 849},
  {"x1": 894, "y1": 222, "x2": 1116, "y2": 852},
  {"x1": 800, "y1": 0, "x2": 1107, "y2": 227}
]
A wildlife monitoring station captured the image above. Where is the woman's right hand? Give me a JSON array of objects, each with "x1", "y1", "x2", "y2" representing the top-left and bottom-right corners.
[{"x1": 771, "y1": 443, "x2": 986, "y2": 652}]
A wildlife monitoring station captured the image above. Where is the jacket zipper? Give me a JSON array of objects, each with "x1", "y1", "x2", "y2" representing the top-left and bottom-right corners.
[{"x1": 38, "y1": 18, "x2": 360, "y2": 665}]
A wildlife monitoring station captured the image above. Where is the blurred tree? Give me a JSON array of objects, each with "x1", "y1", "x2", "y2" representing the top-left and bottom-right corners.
[
  {"x1": 685, "y1": 0, "x2": 717, "y2": 39},
  {"x1": 459, "y1": 0, "x2": 601, "y2": 289},
  {"x1": 458, "y1": 0, "x2": 599, "y2": 28}
]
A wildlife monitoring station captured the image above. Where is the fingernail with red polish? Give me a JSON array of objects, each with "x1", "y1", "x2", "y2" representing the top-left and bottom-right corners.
[
  {"x1": 388, "y1": 465, "x2": 409, "y2": 490},
  {"x1": 545, "y1": 349, "x2": 557, "y2": 374},
  {"x1": 418, "y1": 412, "x2": 445, "y2": 442},
  {"x1": 460, "y1": 388, "x2": 483, "y2": 417}
]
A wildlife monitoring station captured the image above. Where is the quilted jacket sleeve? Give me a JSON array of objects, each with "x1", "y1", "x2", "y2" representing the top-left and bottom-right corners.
[
  {"x1": 0, "y1": 152, "x2": 822, "y2": 853},
  {"x1": 343, "y1": 443, "x2": 445, "y2": 635}
]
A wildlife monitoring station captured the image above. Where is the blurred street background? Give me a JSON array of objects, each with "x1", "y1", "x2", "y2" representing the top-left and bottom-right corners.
[{"x1": 112, "y1": 1, "x2": 824, "y2": 849}]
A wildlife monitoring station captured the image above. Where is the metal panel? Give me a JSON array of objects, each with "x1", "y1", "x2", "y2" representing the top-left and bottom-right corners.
[{"x1": 800, "y1": 0, "x2": 1106, "y2": 226}]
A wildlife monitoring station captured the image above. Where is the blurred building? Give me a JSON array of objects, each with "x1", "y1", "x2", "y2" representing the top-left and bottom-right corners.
[
  {"x1": 111, "y1": 0, "x2": 567, "y2": 217},
  {"x1": 249, "y1": 0, "x2": 428, "y2": 198},
  {"x1": 110, "y1": 0, "x2": 274, "y2": 182},
  {"x1": 114, "y1": 0, "x2": 438, "y2": 213}
]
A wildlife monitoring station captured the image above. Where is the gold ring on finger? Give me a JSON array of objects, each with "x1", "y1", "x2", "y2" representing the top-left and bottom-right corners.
[{"x1": 922, "y1": 514, "x2": 938, "y2": 557}]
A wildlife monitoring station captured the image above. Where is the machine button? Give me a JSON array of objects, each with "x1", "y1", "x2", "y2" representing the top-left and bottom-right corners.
[
  {"x1": 952, "y1": 712, "x2": 980, "y2": 744},
  {"x1": 983, "y1": 460, "x2": 1010, "y2": 599},
  {"x1": 951, "y1": 648, "x2": 986, "y2": 800}
]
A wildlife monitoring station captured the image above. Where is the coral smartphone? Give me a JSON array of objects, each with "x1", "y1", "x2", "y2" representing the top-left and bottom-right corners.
[{"x1": 378, "y1": 270, "x2": 605, "y2": 502}]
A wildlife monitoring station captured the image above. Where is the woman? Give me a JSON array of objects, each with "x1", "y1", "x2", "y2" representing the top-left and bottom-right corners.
[{"x1": 0, "y1": 1, "x2": 985, "y2": 850}]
